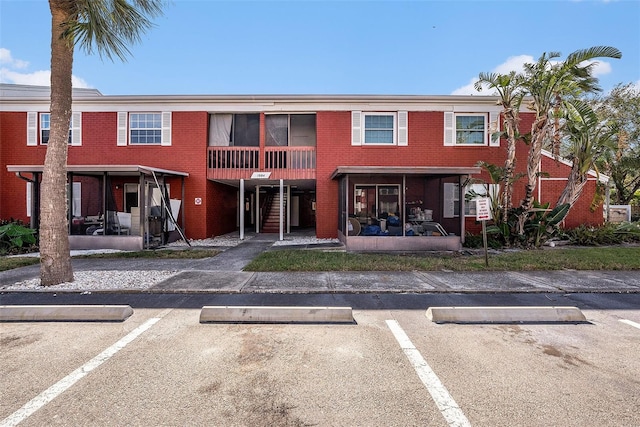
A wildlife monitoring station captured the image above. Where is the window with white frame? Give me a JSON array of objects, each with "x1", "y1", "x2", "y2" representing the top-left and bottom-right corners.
[
  {"x1": 130, "y1": 113, "x2": 162, "y2": 144},
  {"x1": 352, "y1": 111, "x2": 408, "y2": 146},
  {"x1": 40, "y1": 113, "x2": 74, "y2": 144},
  {"x1": 364, "y1": 113, "x2": 395, "y2": 144},
  {"x1": 464, "y1": 183, "x2": 499, "y2": 216},
  {"x1": 117, "y1": 112, "x2": 171, "y2": 146},
  {"x1": 444, "y1": 112, "x2": 500, "y2": 147},
  {"x1": 455, "y1": 114, "x2": 486, "y2": 145}
]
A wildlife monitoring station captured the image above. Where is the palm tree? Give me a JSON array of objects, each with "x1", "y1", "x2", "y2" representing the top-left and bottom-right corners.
[
  {"x1": 556, "y1": 99, "x2": 616, "y2": 210},
  {"x1": 41, "y1": 0, "x2": 165, "y2": 286},
  {"x1": 517, "y1": 47, "x2": 622, "y2": 232},
  {"x1": 475, "y1": 71, "x2": 525, "y2": 223}
]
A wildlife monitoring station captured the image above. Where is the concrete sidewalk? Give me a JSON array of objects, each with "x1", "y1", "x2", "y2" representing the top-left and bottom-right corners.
[{"x1": 148, "y1": 269, "x2": 640, "y2": 294}]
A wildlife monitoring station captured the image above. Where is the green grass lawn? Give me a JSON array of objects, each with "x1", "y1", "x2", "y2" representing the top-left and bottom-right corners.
[
  {"x1": 244, "y1": 246, "x2": 640, "y2": 272},
  {"x1": 0, "y1": 248, "x2": 220, "y2": 272}
]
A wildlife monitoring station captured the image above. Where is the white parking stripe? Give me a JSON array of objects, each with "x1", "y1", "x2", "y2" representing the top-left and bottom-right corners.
[
  {"x1": 620, "y1": 319, "x2": 640, "y2": 330},
  {"x1": 386, "y1": 319, "x2": 471, "y2": 427},
  {"x1": 1, "y1": 317, "x2": 162, "y2": 427}
]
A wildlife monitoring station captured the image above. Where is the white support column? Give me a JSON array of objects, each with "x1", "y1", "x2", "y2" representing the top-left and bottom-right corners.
[
  {"x1": 460, "y1": 175, "x2": 467, "y2": 240},
  {"x1": 279, "y1": 179, "x2": 284, "y2": 241},
  {"x1": 255, "y1": 185, "x2": 260, "y2": 234},
  {"x1": 402, "y1": 175, "x2": 406, "y2": 237},
  {"x1": 287, "y1": 185, "x2": 291, "y2": 234},
  {"x1": 239, "y1": 179, "x2": 245, "y2": 240}
]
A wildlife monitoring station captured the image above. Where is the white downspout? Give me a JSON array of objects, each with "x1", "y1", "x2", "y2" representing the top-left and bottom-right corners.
[
  {"x1": 279, "y1": 179, "x2": 284, "y2": 241},
  {"x1": 239, "y1": 179, "x2": 245, "y2": 240}
]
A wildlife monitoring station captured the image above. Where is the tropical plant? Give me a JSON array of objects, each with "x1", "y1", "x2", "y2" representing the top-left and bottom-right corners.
[
  {"x1": 41, "y1": 0, "x2": 165, "y2": 286},
  {"x1": 517, "y1": 46, "x2": 622, "y2": 233},
  {"x1": 471, "y1": 161, "x2": 526, "y2": 246},
  {"x1": 591, "y1": 83, "x2": 640, "y2": 205},
  {"x1": 474, "y1": 71, "x2": 525, "y2": 222},
  {"x1": 556, "y1": 98, "x2": 617, "y2": 212},
  {"x1": 523, "y1": 201, "x2": 570, "y2": 247},
  {"x1": 565, "y1": 221, "x2": 640, "y2": 246},
  {"x1": 0, "y1": 222, "x2": 37, "y2": 254}
]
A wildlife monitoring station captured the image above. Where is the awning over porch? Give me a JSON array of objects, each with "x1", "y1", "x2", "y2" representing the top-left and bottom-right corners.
[
  {"x1": 330, "y1": 166, "x2": 481, "y2": 180},
  {"x1": 7, "y1": 164, "x2": 189, "y2": 178}
]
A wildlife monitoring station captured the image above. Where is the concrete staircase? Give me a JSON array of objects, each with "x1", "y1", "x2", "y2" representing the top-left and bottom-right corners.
[{"x1": 261, "y1": 192, "x2": 287, "y2": 233}]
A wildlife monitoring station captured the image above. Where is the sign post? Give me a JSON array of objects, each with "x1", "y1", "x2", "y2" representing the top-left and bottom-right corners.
[{"x1": 475, "y1": 197, "x2": 492, "y2": 267}]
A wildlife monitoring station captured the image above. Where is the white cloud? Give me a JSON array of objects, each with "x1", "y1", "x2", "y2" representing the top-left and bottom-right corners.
[
  {"x1": 581, "y1": 59, "x2": 612, "y2": 77},
  {"x1": 0, "y1": 47, "x2": 29, "y2": 69},
  {"x1": 452, "y1": 54, "x2": 615, "y2": 96},
  {"x1": 451, "y1": 55, "x2": 534, "y2": 96},
  {"x1": 0, "y1": 48, "x2": 91, "y2": 88},
  {"x1": 0, "y1": 68, "x2": 51, "y2": 86},
  {"x1": 493, "y1": 55, "x2": 535, "y2": 75}
]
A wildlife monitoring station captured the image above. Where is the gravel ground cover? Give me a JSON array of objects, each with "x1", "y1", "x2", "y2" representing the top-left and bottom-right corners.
[{"x1": 1, "y1": 270, "x2": 179, "y2": 292}]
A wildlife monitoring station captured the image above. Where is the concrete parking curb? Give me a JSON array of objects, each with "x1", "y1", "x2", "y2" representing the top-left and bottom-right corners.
[
  {"x1": 426, "y1": 306, "x2": 587, "y2": 324},
  {"x1": 200, "y1": 305, "x2": 354, "y2": 323},
  {"x1": 0, "y1": 305, "x2": 134, "y2": 322}
]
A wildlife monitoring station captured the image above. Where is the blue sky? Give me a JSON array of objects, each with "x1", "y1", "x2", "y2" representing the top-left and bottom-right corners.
[{"x1": 1, "y1": 0, "x2": 638, "y2": 96}]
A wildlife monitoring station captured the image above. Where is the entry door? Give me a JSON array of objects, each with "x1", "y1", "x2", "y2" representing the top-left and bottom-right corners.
[{"x1": 124, "y1": 183, "x2": 138, "y2": 213}]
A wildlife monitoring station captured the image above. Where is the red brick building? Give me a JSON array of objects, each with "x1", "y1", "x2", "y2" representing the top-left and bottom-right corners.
[{"x1": 0, "y1": 84, "x2": 604, "y2": 251}]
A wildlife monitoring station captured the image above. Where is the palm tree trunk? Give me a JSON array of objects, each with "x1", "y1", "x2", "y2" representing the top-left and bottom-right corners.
[
  {"x1": 501, "y1": 108, "x2": 518, "y2": 223},
  {"x1": 517, "y1": 116, "x2": 547, "y2": 234},
  {"x1": 557, "y1": 164, "x2": 588, "y2": 214},
  {"x1": 40, "y1": 0, "x2": 74, "y2": 286}
]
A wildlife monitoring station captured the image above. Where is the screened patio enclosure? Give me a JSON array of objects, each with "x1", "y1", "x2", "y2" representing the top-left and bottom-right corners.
[
  {"x1": 332, "y1": 166, "x2": 480, "y2": 251},
  {"x1": 8, "y1": 165, "x2": 188, "y2": 251}
]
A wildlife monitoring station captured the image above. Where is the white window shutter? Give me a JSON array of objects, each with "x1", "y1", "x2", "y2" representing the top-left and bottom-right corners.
[
  {"x1": 161, "y1": 111, "x2": 172, "y2": 146},
  {"x1": 443, "y1": 182, "x2": 456, "y2": 218},
  {"x1": 397, "y1": 111, "x2": 408, "y2": 146},
  {"x1": 71, "y1": 112, "x2": 82, "y2": 146},
  {"x1": 117, "y1": 112, "x2": 128, "y2": 146},
  {"x1": 444, "y1": 112, "x2": 454, "y2": 146},
  {"x1": 351, "y1": 111, "x2": 362, "y2": 146},
  {"x1": 489, "y1": 111, "x2": 500, "y2": 147},
  {"x1": 27, "y1": 112, "x2": 37, "y2": 146}
]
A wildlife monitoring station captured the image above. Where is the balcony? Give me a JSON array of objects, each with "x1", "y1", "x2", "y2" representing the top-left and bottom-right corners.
[{"x1": 207, "y1": 146, "x2": 316, "y2": 180}]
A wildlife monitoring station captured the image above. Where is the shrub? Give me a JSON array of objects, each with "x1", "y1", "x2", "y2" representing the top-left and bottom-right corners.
[
  {"x1": 463, "y1": 233, "x2": 503, "y2": 249},
  {"x1": 565, "y1": 222, "x2": 640, "y2": 246},
  {"x1": 0, "y1": 220, "x2": 38, "y2": 255}
]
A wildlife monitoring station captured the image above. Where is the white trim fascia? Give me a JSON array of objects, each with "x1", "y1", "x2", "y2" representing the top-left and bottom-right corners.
[
  {"x1": 541, "y1": 149, "x2": 608, "y2": 183},
  {"x1": 540, "y1": 177, "x2": 600, "y2": 181}
]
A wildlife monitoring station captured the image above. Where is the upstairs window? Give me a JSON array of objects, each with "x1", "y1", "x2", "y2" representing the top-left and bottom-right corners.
[
  {"x1": 455, "y1": 114, "x2": 486, "y2": 145},
  {"x1": 444, "y1": 112, "x2": 500, "y2": 147},
  {"x1": 265, "y1": 114, "x2": 316, "y2": 146},
  {"x1": 39, "y1": 113, "x2": 77, "y2": 145},
  {"x1": 364, "y1": 113, "x2": 395, "y2": 144},
  {"x1": 351, "y1": 111, "x2": 408, "y2": 146},
  {"x1": 130, "y1": 113, "x2": 162, "y2": 144},
  {"x1": 118, "y1": 112, "x2": 171, "y2": 146},
  {"x1": 208, "y1": 113, "x2": 259, "y2": 147}
]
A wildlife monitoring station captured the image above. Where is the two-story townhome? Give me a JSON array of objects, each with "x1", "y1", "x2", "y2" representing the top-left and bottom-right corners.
[{"x1": 0, "y1": 84, "x2": 605, "y2": 251}]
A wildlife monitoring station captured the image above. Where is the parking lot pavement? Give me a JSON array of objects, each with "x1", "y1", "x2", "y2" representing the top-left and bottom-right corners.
[{"x1": 2, "y1": 293, "x2": 639, "y2": 427}]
